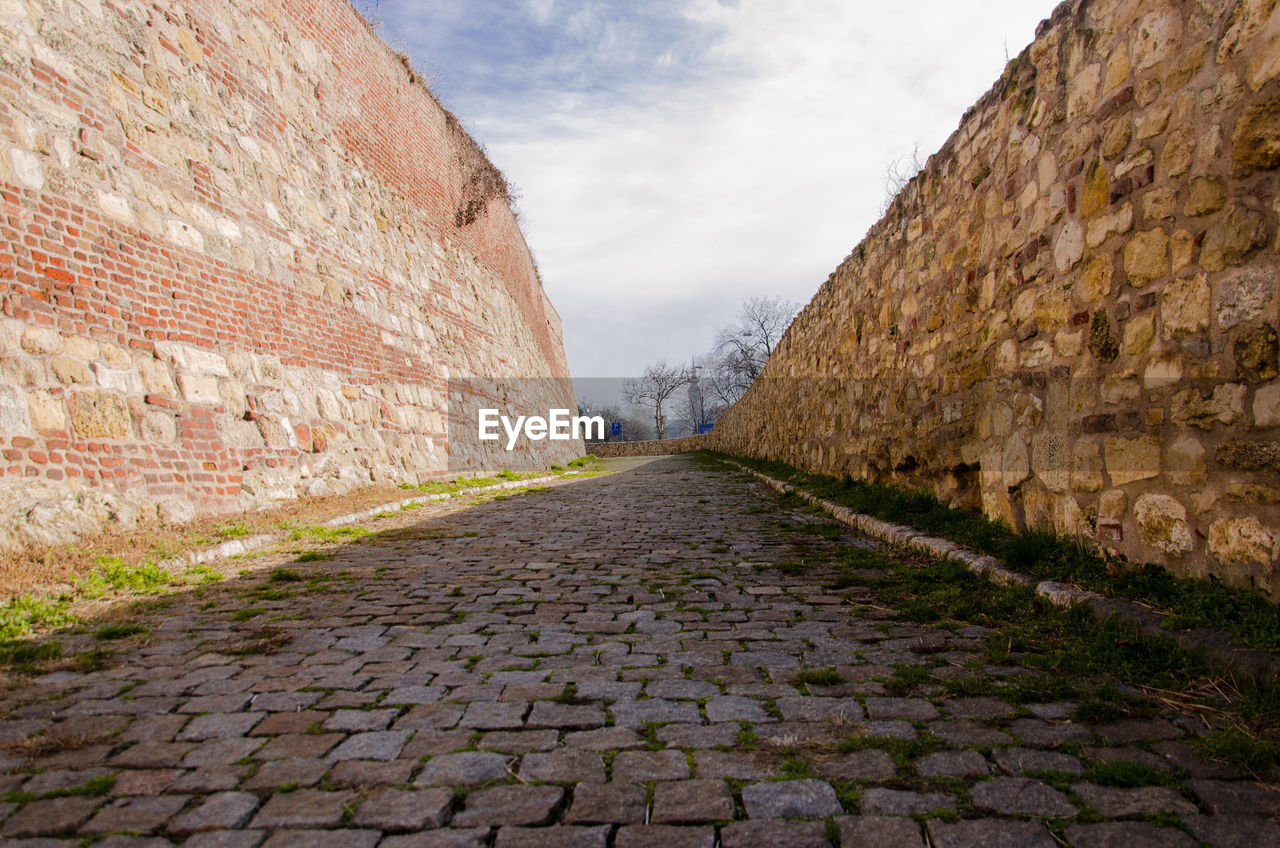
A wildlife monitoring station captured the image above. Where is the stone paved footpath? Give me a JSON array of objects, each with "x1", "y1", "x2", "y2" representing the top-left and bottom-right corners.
[{"x1": 1, "y1": 456, "x2": 1277, "y2": 848}]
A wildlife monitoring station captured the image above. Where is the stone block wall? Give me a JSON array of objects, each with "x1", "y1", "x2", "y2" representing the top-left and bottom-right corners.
[
  {"x1": 592, "y1": 436, "x2": 709, "y2": 458},
  {"x1": 708, "y1": 0, "x2": 1280, "y2": 597},
  {"x1": 0, "y1": 0, "x2": 581, "y2": 552}
]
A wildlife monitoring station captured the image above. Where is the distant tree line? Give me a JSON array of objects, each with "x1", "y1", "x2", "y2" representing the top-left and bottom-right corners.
[{"x1": 588, "y1": 296, "x2": 800, "y2": 442}]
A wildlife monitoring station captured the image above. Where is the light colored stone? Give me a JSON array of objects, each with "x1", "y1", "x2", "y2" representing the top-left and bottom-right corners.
[
  {"x1": 139, "y1": 358, "x2": 178, "y2": 395},
  {"x1": 64, "y1": 336, "x2": 100, "y2": 361},
  {"x1": 142, "y1": 410, "x2": 178, "y2": 443},
  {"x1": 1099, "y1": 489, "x2": 1128, "y2": 521},
  {"x1": 1208, "y1": 517, "x2": 1279, "y2": 566},
  {"x1": 1134, "y1": 8, "x2": 1183, "y2": 70},
  {"x1": 9, "y1": 147, "x2": 43, "y2": 190},
  {"x1": 1135, "y1": 493, "x2": 1193, "y2": 556},
  {"x1": 0, "y1": 385, "x2": 33, "y2": 435},
  {"x1": 1071, "y1": 441, "x2": 1105, "y2": 493},
  {"x1": 1200, "y1": 202, "x2": 1271, "y2": 272},
  {"x1": 1124, "y1": 229, "x2": 1168, "y2": 284},
  {"x1": 1032, "y1": 433, "x2": 1069, "y2": 493},
  {"x1": 1124, "y1": 314, "x2": 1155, "y2": 354},
  {"x1": 1143, "y1": 186, "x2": 1177, "y2": 220},
  {"x1": 1086, "y1": 203, "x2": 1134, "y2": 248},
  {"x1": 1166, "y1": 436, "x2": 1207, "y2": 485},
  {"x1": 1079, "y1": 255, "x2": 1113, "y2": 302},
  {"x1": 68, "y1": 391, "x2": 132, "y2": 439},
  {"x1": 1217, "y1": 268, "x2": 1275, "y2": 330},
  {"x1": 1255, "y1": 382, "x2": 1280, "y2": 427},
  {"x1": 1104, "y1": 436, "x2": 1160, "y2": 485},
  {"x1": 179, "y1": 374, "x2": 222, "y2": 406},
  {"x1": 1054, "y1": 220, "x2": 1084, "y2": 272},
  {"x1": 1161, "y1": 275, "x2": 1210, "y2": 338},
  {"x1": 21, "y1": 325, "x2": 63, "y2": 355},
  {"x1": 93, "y1": 364, "x2": 143, "y2": 395},
  {"x1": 160, "y1": 343, "x2": 231, "y2": 377},
  {"x1": 26, "y1": 390, "x2": 65, "y2": 431}
]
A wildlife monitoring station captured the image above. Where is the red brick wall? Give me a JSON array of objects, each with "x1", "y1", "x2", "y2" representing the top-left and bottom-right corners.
[{"x1": 0, "y1": 0, "x2": 578, "y2": 550}]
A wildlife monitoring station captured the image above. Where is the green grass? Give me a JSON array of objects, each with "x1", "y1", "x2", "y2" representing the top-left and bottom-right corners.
[
  {"x1": 0, "y1": 638, "x2": 63, "y2": 669},
  {"x1": 232, "y1": 607, "x2": 266, "y2": 622},
  {"x1": 3, "y1": 773, "x2": 115, "y2": 803},
  {"x1": 884, "y1": 663, "x2": 933, "y2": 695},
  {"x1": 269, "y1": 567, "x2": 304, "y2": 583},
  {"x1": 0, "y1": 595, "x2": 76, "y2": 641},
  {"x1": 78, "y1": 556, "x2": 173, "y2": 598},
  {"x1": 293, "y1": 550, "x2": 332, "y2": 562},
  {"x1": 1196, "y1": 728, "x2": 1280, "y2": 774},
  {"x1": 94, "y1": 623, "x2": 149, "y2": 641},
  {"x1": 837, "y1": 733, "x2": 939, "y2": 769},
  {"x1": 183, "y1": 563, "x2": 223, "y2": 585},
  {"x1": 286, "y1": 525, "x2": 370, "y2": 544},
  {"x1": 1084, "y1": 759, "x2": 1177, "y2": 788},
  {"x1": 793, "y1": 667, "x2": 844, "y2": 688},
  {"x1": 714, "y1": 452, "x2": 1280, "y2": 651}
]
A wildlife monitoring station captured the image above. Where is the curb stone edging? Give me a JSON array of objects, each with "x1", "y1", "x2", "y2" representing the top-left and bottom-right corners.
[
  {"x1": 322, "y1": 475, "x2": 561, "y2": 527},
  {"x1": 156, "y1": 474, "x2": 565, "y2": 573},
  {"x1": 727, "y1": 459, "x2": 1280, "y2": 688}
]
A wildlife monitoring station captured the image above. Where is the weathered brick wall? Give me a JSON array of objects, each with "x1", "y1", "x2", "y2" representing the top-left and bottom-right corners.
[
  {"x1": 709, "y1": 0, "x2": 1280, "y2": 597},
  {"x1": 0, "y1": 0, "x2": 581, "y2": 551},
  {"x1": 592, "y1": 436, "x2": 709, "y2": 458}
]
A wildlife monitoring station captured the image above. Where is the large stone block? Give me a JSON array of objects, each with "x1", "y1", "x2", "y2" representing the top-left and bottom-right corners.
[
  {"x1": 1160, "y1": 275, "x2": 1210, "y2": 338},
  {"x1": 1124, "y1": 228, "x2": 1169, "y2": 284},
  {"x1": 0, "y1": 385, "x2": 32, "y2": 435},
  {"x1": 68, "y1": 391, "x2": 132, "y2": 440},
  {"x1": 1231, "y1": 97, "x2": 1280, "y2": 176},
  {"x1": 1135, "y1": 493, "x2": 1193, "y2": 556},
  {"x1": 1104, "y1": 436, "x2": 1161, "y2": 485},
  {"x1": 1208, "y1": 517, "x2": 1278, "y2": 566},
  {"x1": 1200, "y1": 202, "x2": 1271, "y2": 272}
]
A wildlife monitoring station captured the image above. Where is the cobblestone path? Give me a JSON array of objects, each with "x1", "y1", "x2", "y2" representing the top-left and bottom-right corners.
[{"x1": 1, "y1": 456, "x2": 1277, "y2": 848}]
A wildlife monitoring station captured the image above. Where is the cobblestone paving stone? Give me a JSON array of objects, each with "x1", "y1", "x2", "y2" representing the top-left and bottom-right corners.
[{"x1": 0, "y1": 456, "x2": 1278, "y2": 847}]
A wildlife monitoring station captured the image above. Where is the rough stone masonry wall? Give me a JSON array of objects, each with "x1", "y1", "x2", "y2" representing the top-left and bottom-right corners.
[
  {"x1": 709, "y1": 0, "x2": 1280, "y2": 598},
  {"x1": 0, "y1": 0, "x2": 581, "y2": 552},
  {"x1": 592, "y1": 435, "x2": 709, "y2": 458}
]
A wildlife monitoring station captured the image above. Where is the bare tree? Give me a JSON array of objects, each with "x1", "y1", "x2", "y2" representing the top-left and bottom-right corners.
[
  {"x1": 882, "y1": 142, "x2": 925, "y2": 212},
  {"x1": 711, "y1": 296, "x2": 800, "y2": 403},
  {"x1": 582, "y1": 403, "x2": 652, "y2": 442},
  {"x1": 678, "y1": 366, "x2": 726, "y2": 436},
  {"x1": 622, "y1": 361, "x2": 692, "y2": 441}
]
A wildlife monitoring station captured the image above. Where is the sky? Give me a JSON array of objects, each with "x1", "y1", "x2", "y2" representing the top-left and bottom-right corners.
[{"x1": 358, "y1": 0, "x2": 1062, "y2": 387}]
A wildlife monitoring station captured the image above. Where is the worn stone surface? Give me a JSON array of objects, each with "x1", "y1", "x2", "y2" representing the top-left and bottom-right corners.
[
  {"x1": 563, "y1": 784, "x2": 647, "y2": 825},
  {"x1": 652, "y1": 780, "x2": 735, "y2": 824},
  {"x1": 450, "y1": 785, "x2": 563, "y2": 828},
  {"x1": 1064, "y1": 821, "x2": 1198, "y2": 848},
  {"x1": 720, "y1": 820, "x2": 829, "y2": 848},
  {"x1": 837, "y1": 816, "x2": 924, "y2": 848},
  {"x1": 350, "y1": 788, "x2": 452, "y2": 832},
  {"x1": 741, "y1": 780, "x2": 842, "y2": 819},
  {"x1": 0, "y1": 456, "x2": 1275, "y2": 847},
  {"x1": 925, "y1": 819, "x2": 1057, "y2": 848},
  {"x1": 970, "y1": 777, "x2": 1076, "y2": 817}
]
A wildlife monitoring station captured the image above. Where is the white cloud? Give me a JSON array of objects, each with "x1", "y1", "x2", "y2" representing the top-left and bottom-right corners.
[
  {"x1": 381, "y1": 0, "x2": 1061, "y2": 378},
  {"x1": 527, "y1": 0, "x2": 555, "y2": 25}
]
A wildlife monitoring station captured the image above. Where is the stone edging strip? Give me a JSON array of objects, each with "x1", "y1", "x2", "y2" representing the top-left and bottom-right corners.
[
  {"x1": 322, "y1": 475, "x2": 561, "y2": 527},
  {"x1": 728, "y1": 459, "x2": 1280, "y2": 687},
  {"x1": 157, "y1": 474, "x2": 564, "y2": 572}
]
